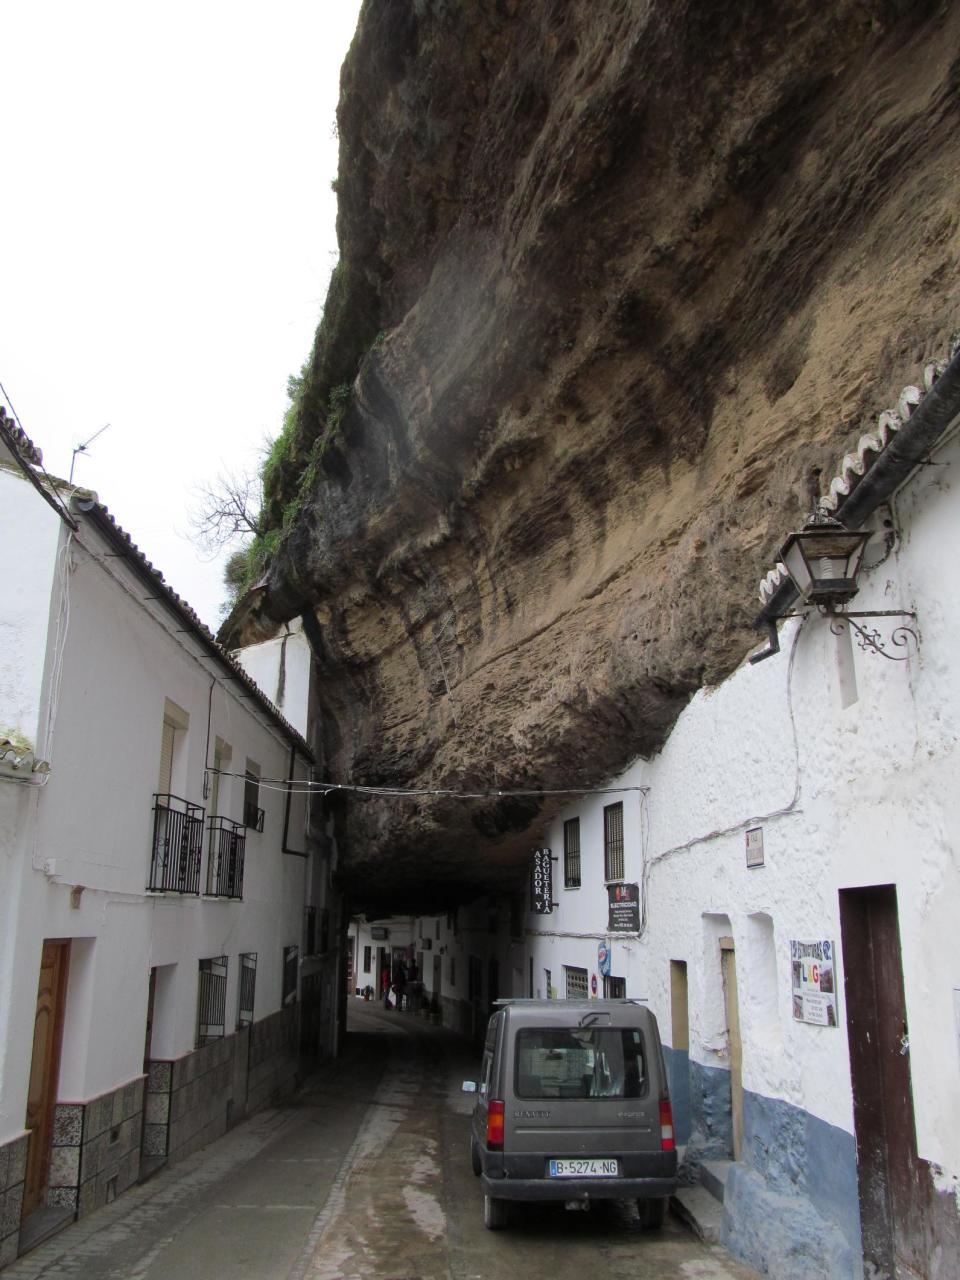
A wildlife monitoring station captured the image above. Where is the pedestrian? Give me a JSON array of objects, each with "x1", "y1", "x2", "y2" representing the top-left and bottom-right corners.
[{"x1": 381, "y1": 964, "x2": 392, "y2": 1009}]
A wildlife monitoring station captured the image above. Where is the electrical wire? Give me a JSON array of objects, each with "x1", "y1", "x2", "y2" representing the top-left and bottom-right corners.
[
  {"x1": 636, "y1": 614, "x2": 807, "y2": 939},
  {"x1": 207, "y1": 765, "x2": 648, "y2": 802}
]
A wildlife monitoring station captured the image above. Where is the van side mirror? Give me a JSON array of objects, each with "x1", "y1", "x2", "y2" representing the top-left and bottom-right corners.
[{"x1": 462, "y1": 1080, "x2": 478, "y2": 1093}]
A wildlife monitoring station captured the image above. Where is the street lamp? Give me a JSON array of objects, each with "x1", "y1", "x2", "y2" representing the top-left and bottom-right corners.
[
  {"x1": 754, "y1": 510, "x2": 918, "y2": 662},
  {"x1": 778, "y1": 513, "x2": 872, "y2": 608}
]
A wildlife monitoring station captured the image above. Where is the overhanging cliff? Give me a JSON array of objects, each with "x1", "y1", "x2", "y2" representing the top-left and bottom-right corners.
[{"x1": 226, "y1": 0, "x2": 960, "y2": 913}]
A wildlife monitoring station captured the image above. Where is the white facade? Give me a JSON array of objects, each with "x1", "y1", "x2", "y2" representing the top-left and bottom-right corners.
[
  {"x1": 385, "y1": 402, "x2": 960, "y2": 1274},
  {"x1": 0, "y1": 431, "x2": 323, "y2": 1253}
]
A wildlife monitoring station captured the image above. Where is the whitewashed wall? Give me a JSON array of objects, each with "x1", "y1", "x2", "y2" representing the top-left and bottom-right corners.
[{"x1": 0, "y1": 486, "x2": 308, "y2": 1147}]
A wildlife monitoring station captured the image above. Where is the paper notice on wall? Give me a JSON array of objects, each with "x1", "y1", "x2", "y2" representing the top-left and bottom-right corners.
[{"x1": 790, "y1": 939, "x2": 838, "y2": 1027}]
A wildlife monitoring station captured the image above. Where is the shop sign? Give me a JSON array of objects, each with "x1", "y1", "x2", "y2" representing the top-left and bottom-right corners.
[
  {"x1": 598, "y1": 942, "x2": 611, "y2": 976},
  {"x1": 370, "y1": 927, "x2": 388, "y2": 940},
  {"x1": 790, "y1": 939, "x2": 838, "y2": 1027},
  {"x1": 607, "y1": 882, "x2": 640, "y2": 933},
  {"x1": 591, "y1": 973, "x2": 598, "y2": 996},
  {"x1": 530, "y1": 848, "x2": 555, "y2": 914}
]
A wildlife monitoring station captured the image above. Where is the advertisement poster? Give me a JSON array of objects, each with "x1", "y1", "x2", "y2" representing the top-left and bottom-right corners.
[
  {"x1": 790, "y1": 939, "x2": 838, "y2": 1027},
  {"x1": 607, "y1": 882, "x2": 640, "y2": 932}
]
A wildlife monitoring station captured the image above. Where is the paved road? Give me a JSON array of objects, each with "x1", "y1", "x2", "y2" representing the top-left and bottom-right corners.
[{"x1": 5, "y1": 1003, "x2": 759, "y2": 1280}]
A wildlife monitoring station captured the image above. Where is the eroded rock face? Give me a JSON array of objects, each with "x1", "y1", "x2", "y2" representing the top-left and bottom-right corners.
[{"x1": 237, "y1": 0, "x2": 960, "y2": 913}]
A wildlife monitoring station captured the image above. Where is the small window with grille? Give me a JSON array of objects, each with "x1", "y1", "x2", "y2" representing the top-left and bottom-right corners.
[
  {"x1": 564, "y1": 965, "x2": 589, "y2": 1000},
  {"x1": 281, "y1": 944, "x2": 299, "y2": 1006},
  {"x1": 604, "y1": 801, "x2": 625, "y2": 882},
  {"x1": 237, "y1": 952, "x2": 257, "y2": 1028},
  {"x1": 197, "y1": 955, "x2": 228, "y2": 1047},
  {"x1": 563, "y1": 817, "x2": 581, "y2": 889},
  {"x1": 604, "y1": 975, "x2": 626, "y2": 999}
]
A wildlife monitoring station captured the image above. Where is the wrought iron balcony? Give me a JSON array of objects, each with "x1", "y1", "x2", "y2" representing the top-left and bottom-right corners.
[
  {"x1": 148, "y1": 794, "x2": 205, "y2": 894},
  {"x1": 206, "y1": 815, "x2": 246, "y2": 899}
]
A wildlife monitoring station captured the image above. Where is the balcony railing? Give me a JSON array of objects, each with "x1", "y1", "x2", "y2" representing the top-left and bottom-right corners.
[
  {"x1": 206, "y1": 815, "x2": 246, "y2": 899},
  {"x1": 149, "y1": 794, "x2": 205, "y2": 894}
]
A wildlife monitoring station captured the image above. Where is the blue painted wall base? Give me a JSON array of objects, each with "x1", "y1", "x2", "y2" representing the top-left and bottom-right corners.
[{"x1": 676, "y1": 1060, "x2": 864, "y2": 1279}]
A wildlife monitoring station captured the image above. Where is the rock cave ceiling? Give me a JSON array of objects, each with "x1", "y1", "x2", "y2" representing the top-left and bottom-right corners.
[{"x1": 225, "y1": 0, "x2": 960, "y2": 916}]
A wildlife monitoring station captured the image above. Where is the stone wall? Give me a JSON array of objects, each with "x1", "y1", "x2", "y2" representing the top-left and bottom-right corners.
[
  {"x1": 144, "y1": 1006, "x2": 299, "y2": 1167},
  {"x1": 48, "y1": 1077, "x2": 144, "y2": 1222},
  {"x1": 0, "y1": 1134, "x2": 28, "y2": 1268}
]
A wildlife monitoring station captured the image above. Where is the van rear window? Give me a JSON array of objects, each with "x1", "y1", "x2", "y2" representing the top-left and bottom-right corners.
[{"x1": 514, "y1": 1027, "x2": 647, "y2": 1099}]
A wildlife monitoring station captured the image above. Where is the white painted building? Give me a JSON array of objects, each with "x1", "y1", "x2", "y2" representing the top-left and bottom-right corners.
[
  {"x1": 0, "y1": 418, "x2": 335, "y2": 1267},
  {"x1": 390, "y1": 346, "x2": 960, "y2": 1278}
]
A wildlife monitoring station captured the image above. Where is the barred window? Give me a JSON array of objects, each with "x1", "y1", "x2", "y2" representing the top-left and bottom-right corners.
[
  {"x1": 604, "y1": 975, "x2": 626, "y2": 999},
  {"x1": 237, "y1": 952, "x2": 257, "y2": 1028},
  {"x1": 197, "y1": 955, "x2": 227, "y2": 1047},
  {"x1": 604, "y1": 802, "x2": 625, "y2": 882},
  {"x1": 282, "y1": 944, "x2": 299, "y2": 1006},
  {"x1": 564, "y1": 966, "x2": 589, "y2": 1000},
  {"x1": 563, "y1": 817, "x2": 581, "y2": 888}
]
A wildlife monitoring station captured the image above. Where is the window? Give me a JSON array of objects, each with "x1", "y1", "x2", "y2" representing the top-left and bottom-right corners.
[
  {"x1": 197, "y1": 956, "x2": 228, "y2": 1047},
  {"x1": 515, "y1": 1027, "x2": 647, "y2": 1099},
  {"x1": 363, "y1": 945, "x2": 372, "y2": 974},
  {"x1": 604, "y1": 801, "x2": 625, "y2": 882},
  {"x1": 448, "y1": 957, "x2": 456, "y2": 988},
  {"x1": 544, "y1": 968, "x2": 552, "y2": 999},
  {"x1": 237, "y1": 952, "x2": 257, "y2": 1028},
  {"x1": 564, "y1": 965, "x2": 589, "y2": 1000},
  {"x1": 604, "y1": 975, "x2": 626, "y2": 999},
  {"x1": 563, "y1": 817, "x2": 581, "y2": 888},
  {"x1": 244, "y1": 761, "x2": 264, "y2": 832},
  {"x1": 282, "y1": 945, "x2": 298, "y2": 1006}
]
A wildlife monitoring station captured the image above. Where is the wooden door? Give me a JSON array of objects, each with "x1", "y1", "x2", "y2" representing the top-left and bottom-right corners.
[
  {"x1": 23, "y1": 941, "x2": 70, "y2": 1218},
  {"x1": 720, "y1": 937, "x2": 743, "y2": 1160},
  {"x1": 840, "y1": 885, "x2": 932, "y2": 1277}
]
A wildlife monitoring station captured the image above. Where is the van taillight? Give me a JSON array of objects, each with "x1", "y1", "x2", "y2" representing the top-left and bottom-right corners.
[
  {"x1": 487, "y1": 1100, "x2": 505, "y2": 1150},
  {"x1": 659, "y1": 1098, "x2": 675, "y2": 1151}
]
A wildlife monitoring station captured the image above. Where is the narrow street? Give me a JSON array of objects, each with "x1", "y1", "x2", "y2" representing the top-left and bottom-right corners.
[{"x1": 5, "y1": 1004, "x2": 758, "y2": 1280}]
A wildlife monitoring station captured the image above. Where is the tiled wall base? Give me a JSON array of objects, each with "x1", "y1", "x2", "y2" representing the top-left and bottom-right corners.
[
  {"x1": 0, "y1": 1133, "x2": 28, "y2": 1268},
  {"x1": 146, "y1": 1005, "x2": 299, "y2": 1166},
  {"x1": 49, "y1": 1077, "x2": 144, "y2": 1221}
]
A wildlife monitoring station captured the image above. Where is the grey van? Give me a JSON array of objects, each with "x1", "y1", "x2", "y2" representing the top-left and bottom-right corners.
[{"x1": 464, "y1": 999, "x2": 677, "y2": 1230}]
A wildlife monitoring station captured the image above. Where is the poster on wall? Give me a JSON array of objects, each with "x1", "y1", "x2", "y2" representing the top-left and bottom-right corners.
[
  {"x1": 790, "y1": 939, "x2": 838, "y2": 1027},
  {"x1": 607, "y1": 882, "x2": 640, "y2": 932}
]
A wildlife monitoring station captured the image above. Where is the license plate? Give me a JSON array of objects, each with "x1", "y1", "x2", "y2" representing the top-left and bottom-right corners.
[{"x1": 548, "y1": 1158, "x2": 619, "y2": 1178}]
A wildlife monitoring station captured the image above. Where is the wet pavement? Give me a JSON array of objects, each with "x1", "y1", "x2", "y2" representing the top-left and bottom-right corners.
[{"x1": 4, "y1": 1003, "x2": 759, "y2": 1280}]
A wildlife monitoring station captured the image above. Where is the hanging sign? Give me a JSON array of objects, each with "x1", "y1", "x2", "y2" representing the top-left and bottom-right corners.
[
  {"x1": 530, "y1": 848, "x2": 555, "y2": 914},
  {"x1": 598, "y1": 942, "x2": 611, "y2": 977},
  {"x1": 607, "y1": 882, "x2": 640, "y2": 932},
  {"x1": 790, "y1": 939, "x2": 838, "y2": 1027}
]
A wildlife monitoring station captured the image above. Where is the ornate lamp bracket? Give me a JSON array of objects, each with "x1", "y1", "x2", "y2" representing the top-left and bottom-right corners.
[{"x1": 823, "y1": 605, "x2": 919, "y2": 661}]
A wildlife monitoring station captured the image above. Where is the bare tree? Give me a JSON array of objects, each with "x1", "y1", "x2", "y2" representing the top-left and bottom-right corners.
[{"x1": 188, "y1": 468, "x2": 261, "y2": 556}]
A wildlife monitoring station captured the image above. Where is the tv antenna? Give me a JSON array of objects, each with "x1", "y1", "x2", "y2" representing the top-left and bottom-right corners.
[{"x1": 69, "y1": 423, "x2": 110, "y2": 484}]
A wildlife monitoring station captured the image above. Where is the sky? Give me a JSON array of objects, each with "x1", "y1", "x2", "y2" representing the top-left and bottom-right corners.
[{"x1": 2, "y1": 0, "x2": 363, "y2": 629}]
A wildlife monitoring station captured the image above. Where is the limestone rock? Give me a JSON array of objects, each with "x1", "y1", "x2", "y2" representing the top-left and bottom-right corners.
[{"x1": 230, "y1": 0, "x2": 960, "y2": 912}]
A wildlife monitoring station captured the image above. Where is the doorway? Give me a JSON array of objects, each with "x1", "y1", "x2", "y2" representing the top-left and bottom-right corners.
[
  {"x1": 22, "y1": 941, "x2": 70, "y2": 1219},
  {"x1": 719, "y1": 936, "x2": 743, "y2": 1160},
  {"x1": 840, "y1": 884, "x2": 932, "y2": 1276}
]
